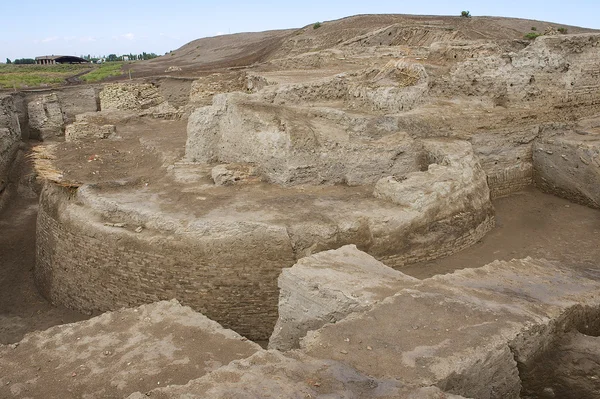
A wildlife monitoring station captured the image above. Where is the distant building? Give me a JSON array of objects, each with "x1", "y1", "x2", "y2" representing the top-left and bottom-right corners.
[{"x1": 35, "y1": 55, "x2": 89, "y2": 65}]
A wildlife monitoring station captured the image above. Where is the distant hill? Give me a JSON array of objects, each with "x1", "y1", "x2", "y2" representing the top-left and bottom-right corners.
[{"x1": 128, "y1": 14, "x2": 600, "y2": 76}]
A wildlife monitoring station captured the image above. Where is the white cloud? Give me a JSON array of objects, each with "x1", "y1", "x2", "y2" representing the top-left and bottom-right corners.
[{"x1": 41, "y1": 36, "x2": 59, "y2": 43}]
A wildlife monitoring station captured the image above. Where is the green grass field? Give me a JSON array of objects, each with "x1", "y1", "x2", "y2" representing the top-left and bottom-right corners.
[
  {"x1": 80, "y1": 62, "x2": 124, "y2": 82},
  {"x1": 0, "y1": 62, "x2": 124, "y2": 89}
]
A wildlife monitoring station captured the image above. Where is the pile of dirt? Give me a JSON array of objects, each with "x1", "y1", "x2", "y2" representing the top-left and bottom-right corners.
[{"x1": 126, "y1": 14, "x2": 598, "y2": 77}]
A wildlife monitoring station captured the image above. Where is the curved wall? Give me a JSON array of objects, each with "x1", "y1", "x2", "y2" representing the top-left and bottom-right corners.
[
  {"x1": 35, "y1": 184, "x2": 294, "y2": 340},
  {"x1": 36, "y1": 176, "x2": 494, "y2": 340}
]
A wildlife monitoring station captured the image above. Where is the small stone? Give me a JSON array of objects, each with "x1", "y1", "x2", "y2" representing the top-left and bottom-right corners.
[
  {"x1": 104, "y1": 222, "x2": 126, "y2": 228},
  {"x1": 72, "y1": 372, "x2": 77, "y2": 377},
  {"x1": 344, "y1": 338, "x2": 350, "y2": 342},
  {"x1": 135, "y1": 226, "x2": 143, "y2": 233},
  {"x1": 313, "y1": 382, "x2": 321, "y2": 387},
  {"x1": 340, "y1": 350, "x2": 348, "y2": 354},
  {"x1": 103, "y1": 350, "x2": 112, "y2": 356},
  {"x1": 367, "y1": 346, "x2": 373, "y2": 351},
  {"x1": 542, "y1": 387, "x2": 555, "y2": 397}
]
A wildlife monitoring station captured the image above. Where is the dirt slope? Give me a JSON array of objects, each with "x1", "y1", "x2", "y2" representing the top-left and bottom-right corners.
[{"x1": 127, "y1": 14, "x2": 599, "y2": 76}]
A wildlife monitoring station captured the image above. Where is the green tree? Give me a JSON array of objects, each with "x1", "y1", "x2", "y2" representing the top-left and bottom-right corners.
[
  {"x1": 14, "y1": 58, "x2": 35, "y2": 64},
  {"x1": 107, "y1": 54, "x2": 118, "y2": 62},
  {"x1": 461, "y1": 10, "x2": 471, "y2": 18},
  {"x1": 6, "y1": 58, "x2": 11, "y2": 64}
]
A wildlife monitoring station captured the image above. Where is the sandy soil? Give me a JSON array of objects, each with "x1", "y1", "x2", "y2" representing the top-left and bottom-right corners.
[
  {"x1": 403, "y1": 187, "x2": 600, "y2": 280},
  {"x1": 0, "y1": 188, "x2": 89, "y2": 345}
]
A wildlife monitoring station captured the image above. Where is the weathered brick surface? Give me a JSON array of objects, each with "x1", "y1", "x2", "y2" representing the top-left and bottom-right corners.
[
  {"x1": 35, "y1": 165, "x2": 495, "y2": 341},
  {"x1": 486, "y1": 164, "x2": 533, "y2": 199},
  {"x1": 382, "y1": 212, "x2": 495, "y2": 267},
  {"x1": 65, "y1": 122, "x2": 116, "y2": 142},
  {"x1": 35, "y1": 184, "x2": 296, "y2": 340},
  {"x1": 100, "y1": 83, "x2": 164, "y2": 111}
]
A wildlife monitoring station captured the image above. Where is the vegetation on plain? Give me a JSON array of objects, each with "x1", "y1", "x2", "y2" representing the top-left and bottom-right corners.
[
  {"x1": 460, "y1": 11, "x2": 471, "y2": 18},
  {"x1": 80, "y1": 62, "x2": 124, "y2": 82},
  {"x1": 524, "y1": 32, "x2": 542, "y2": 40},
  {"x1": 0, "y1": 62, "x2": 125, "y2": 89},
  {"x1": 0, "y1": 64, "x2": 91, "y2": 89}
]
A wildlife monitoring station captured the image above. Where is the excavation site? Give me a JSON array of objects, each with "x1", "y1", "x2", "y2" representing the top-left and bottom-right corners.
[{"x1": 1, "y1": 13, "x2": 600, "y2": 398}]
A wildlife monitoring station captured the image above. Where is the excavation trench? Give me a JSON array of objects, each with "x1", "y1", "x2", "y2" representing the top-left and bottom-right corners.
[{"x1": 514, "y1": 305, "x2": 600, "y2": 399}]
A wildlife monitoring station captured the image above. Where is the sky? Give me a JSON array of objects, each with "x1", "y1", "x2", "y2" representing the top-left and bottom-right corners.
[{"x1": 1, "y1": 0, "x2": 599, "y2": 62}]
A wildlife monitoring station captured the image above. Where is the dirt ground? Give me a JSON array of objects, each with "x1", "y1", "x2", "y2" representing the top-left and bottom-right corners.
[
  {"x1": 0, "y1": 194, "x2": 89, "y2": 345},
  {"x1": 1, "y1": 181, "x2": 598, "y2": 344},
  {"x1": 124, "y1": 14, "x2": 598, "y2": 77},
  {"x1": 403, "y1": 186, "x2": 600, "y2": 280}
]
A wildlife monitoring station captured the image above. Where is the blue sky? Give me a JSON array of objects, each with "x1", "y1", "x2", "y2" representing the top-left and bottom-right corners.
[{"x1": 2, "y1": 0, "x2": 599, "y2": 61}]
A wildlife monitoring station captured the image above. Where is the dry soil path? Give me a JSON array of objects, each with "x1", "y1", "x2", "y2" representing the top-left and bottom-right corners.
[{"x1": 0, "y1": 173, "x2": 88, "y2": 344}]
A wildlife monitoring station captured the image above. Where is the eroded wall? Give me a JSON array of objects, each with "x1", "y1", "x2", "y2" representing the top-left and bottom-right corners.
[
  {"x1": 0, "y1": 94, "x2": 22, "y2": 209},
  {"x1": 19, "y1": 86, "x2": 99, "y2": 140},
  {"x1": 35, "y1": 184, "x2": 295, "y2": 341},
  {"x1": 534, "y1": 133, "x2": 600, "y2": 208}
]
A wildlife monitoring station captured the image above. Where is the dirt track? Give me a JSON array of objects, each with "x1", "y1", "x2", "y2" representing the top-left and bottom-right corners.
[{"x1": 0, "y1": 160, "x2": 88, "y2": 345}]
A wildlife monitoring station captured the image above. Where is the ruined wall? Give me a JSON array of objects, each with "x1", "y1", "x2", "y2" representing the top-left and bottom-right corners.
[
  {"x1": 27, "y1": 93, "x2": 64, "y2": 140},
  {"x1": 36, "y1": 179, "x2": 494, "y2": 341},
  {"x1": 533, "y1": 133, "x2": 600, "y2": 208},
  {"x1": 22, "y1": 86, "x2": 99, "y2": 140},
  {"x1": 151, "y1": 77, "x2": 193, "y2": 108},
  {"x1": 471, "y1": 128, "x2": 538, "y2": 198},
  {"x1": 35, "y1": 184, "x2": 295, "y2": 341},
  {"x1": 434, "y1": 33, "x2": 600, "y2": 114},
  {"x1": 65, "y1": 122, "x2": 116, "y2": 142},
  {"x1": 254, "y1": 60, "x2": 429, "y2": 114},
  {"x1": 0, "y1": 94, "x2": 22, "y2": 210},
  {"x1": 100, "y1": 83, "x2": 164, "y2": 111},
  {"x1": 189, "y1": 72, "x2": 247, "y2": 104},
  {"x1": 186, "y1": 93, "x2": 422, "y2": 186},
  {"x1": 372, "y1": 139, "x2": 495, "y2": 265}
]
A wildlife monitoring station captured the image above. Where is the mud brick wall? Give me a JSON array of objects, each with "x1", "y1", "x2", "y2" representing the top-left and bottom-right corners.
[
  {"x1": 382, "y1": 213, "x2": 495, "y2": 267},
  {"x1": 486, "y1": 164, "x2": 533, "y2": 199},
  {"x1": 533, "y1": 136, "x2": 600, "y2": 209},
  {"x1": 472, "y1": 128, "x2": 537, "y2": 199},
  {"x1": 35, "y1": 184, "x2": 295, "y2": 341}
]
